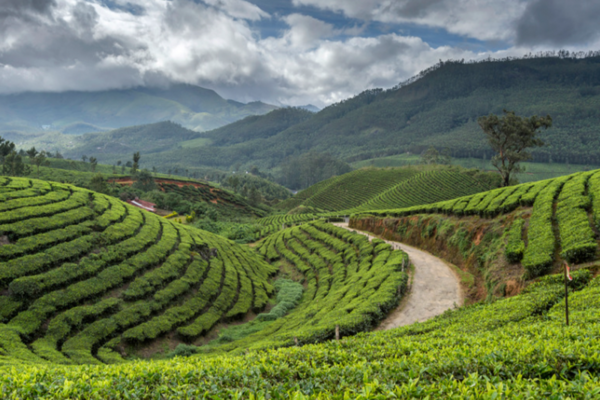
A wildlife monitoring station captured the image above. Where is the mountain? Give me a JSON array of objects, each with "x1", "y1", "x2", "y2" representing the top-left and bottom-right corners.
[
  {"x1": 0, "y1": 84, "x2": 278, "y2": 133},
  {"x1": 298, "y1": 104, "x2": 320, "y2": 112},
  {"x1": 124, "y1": 55, "x2": 600, "y2": 174}
]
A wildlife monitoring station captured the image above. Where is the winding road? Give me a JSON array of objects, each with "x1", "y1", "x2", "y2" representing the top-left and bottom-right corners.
[{"x1": 334, "y1": 223, "x2": 463, "y2": 330}]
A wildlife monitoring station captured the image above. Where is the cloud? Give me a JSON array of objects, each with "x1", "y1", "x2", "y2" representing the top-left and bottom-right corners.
[
  {"x1": 0, "y1": 0, "x2": 597, "y2": 109},
  {"x1": 1, "y1": 0, "x2": 57, "y2": 16},
  {"x1": 281, "y1": 14, "x2": 335, "y2": 49},
  {"x1": 515, "y1": 0, "x2": 600, "y2": 47},
  {"x1": 202, "y1": 0, "x2": 268, "y2": 21},
  {"x1": 292, "y1": 0, "x2": 529, "y2": 42}
]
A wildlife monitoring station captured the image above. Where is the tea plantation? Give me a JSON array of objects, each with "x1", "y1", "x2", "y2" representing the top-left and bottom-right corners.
[
  {"x1": 277, "y1": 166, "x2": 498, "y2": 212},
  {"x1": 2, "y1": 170, "x2": 600, "y2": 398},
  {"x1": 0, "y1": 176, "x2": 409, "y2": 366},
  {"x1": 2, "y1": 268, "x2": 599, "y2": 397},
  {"x1": 358, "y1": 169, "x2": 600, "y2": 278}
]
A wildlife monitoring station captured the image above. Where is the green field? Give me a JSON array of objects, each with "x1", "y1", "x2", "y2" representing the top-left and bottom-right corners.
[
  {"x1": 358, "y1": 169, "x2": 600, "y2": 277},
  {"x1": 277, "y1": 165, "x2": 500, "y2": 214},
  {"x1": 3, "y1": 164, "x2": 600, "y2": 397},
  {"x1": 353, "y1": 154, "x2": 600, "y2": 183},
  {"x1": 2, "y1": 269, "x2": 598, "y2": 397},
  {"x1": 0, "y1": 177, "x2": 410, "y2": 365}
]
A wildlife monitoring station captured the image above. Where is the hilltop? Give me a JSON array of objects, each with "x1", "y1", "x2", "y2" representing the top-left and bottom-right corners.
[{"x1": 0, "y1": 83, "x2": 277, "y2": 134}]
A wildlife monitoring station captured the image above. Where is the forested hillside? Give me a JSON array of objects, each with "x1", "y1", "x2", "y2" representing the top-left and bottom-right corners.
[{"x1": 121, "y1": 55, "x2": 600, "y2": 175}]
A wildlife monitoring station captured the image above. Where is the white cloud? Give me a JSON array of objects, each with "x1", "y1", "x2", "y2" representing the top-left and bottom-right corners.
[{"x1": 1, "y1": 0, "x2": 596, "y2": 108}]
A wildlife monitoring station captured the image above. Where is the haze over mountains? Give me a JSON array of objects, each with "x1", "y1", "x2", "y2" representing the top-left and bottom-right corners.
[
  {"x1": 0, "y1": 84, "x2": 277, "y2": 134},
  {"x1": 5, "y1": 54, "x2": 600, "y2": 188}
]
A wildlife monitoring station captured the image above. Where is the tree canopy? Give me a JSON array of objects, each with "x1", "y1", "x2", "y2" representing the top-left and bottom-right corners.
[{"x1": 478, "y1": 110, "x2": 552, "y2": 186}]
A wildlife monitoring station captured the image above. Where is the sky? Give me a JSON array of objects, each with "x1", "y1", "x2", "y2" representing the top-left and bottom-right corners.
[{"x1": 1, "y1": 0, "x2": 600, "y2": 107}]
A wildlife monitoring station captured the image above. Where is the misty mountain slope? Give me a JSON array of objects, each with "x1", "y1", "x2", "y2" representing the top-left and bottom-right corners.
[
  {"x1": 140, "y1": 56, "x2": 600, "y2": 171},
  {"x1": 61, "y1": 121, "x2": 198, "y2": 159},
  {"x1": 0, "y1": 84, "x2": 277, "y2": 133}
]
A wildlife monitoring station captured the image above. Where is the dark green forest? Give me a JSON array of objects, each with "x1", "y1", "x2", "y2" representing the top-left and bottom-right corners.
[
  {"x1": 16, "y1": 54, "x2": 600, "y2": 190},
  {"x1": 142, "y1": 55, "x2": 600, "y2": 171}
]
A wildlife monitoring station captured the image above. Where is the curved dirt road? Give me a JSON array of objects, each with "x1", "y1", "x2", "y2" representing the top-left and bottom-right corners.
[{"x1": 334, "y1": 223, "x2": 463, "y2": 330}]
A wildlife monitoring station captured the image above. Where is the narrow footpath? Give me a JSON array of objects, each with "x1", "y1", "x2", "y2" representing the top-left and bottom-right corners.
[{"x1": 334, "y1": 223, "x2": 463, "y2": 330}]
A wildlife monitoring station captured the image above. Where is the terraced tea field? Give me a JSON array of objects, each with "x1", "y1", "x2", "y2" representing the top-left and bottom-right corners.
[
  {"x1": 278, "y1": 166, "x2": 498, "y2": 213},
  {"x1": 358, "y1": 169, "x2": 600, "y2": 277},
  {"x1": 0, "y1": 177, "x2": 411, "y2": 365},
  {"x1": 3, "y1": 269, "x2": 599, "y2": 397},
  {"x1": 0, "y1": 177, "x2": 278, "y2": 364}
]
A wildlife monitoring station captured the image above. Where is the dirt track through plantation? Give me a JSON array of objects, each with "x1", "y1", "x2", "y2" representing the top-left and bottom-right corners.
[{"x1": 334, "y1": 223, "x2": 463, "y2": 330}]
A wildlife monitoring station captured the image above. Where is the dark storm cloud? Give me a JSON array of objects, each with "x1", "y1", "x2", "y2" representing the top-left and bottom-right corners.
[
  {"x1": 1, "y1": 0, "x2": 57, "y2": 16},
  {"x1": 382, "y1": 0, "x2": 445, "y2": 19},
  {"x1": 515, "y1": 0, "x2": 600, "y2": 46}
]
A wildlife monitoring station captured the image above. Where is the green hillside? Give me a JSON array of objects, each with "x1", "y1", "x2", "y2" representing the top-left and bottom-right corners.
[
  {"x1": 278, "y1": 166, "x2": 500, "y2": 212},
  {"x1": 127, "y1": 56, "x2": 600, "y2": 175},
  {"x1": 0, "y1": 177, "x2": 281, "y2": 363},
  {"x1": 0, "y1": 84, "x2": 277, "y2": 133},
  {"x1": 356, "y1": 169, "x2": 600, "y2": 277},
  {"x1": 61, "y1": 121, "x2": 197, "y2": 161},
  {"x1": 2, "y1": 269, "x2": 598, "y2": 397},
  {"x1": 0, "y1": 177, "x2": 409, "y2": 364}
]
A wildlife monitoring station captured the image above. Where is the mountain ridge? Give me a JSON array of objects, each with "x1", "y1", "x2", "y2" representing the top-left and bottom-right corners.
[{"x1": 0, "y1": 83, "x2": 278, "y2": 134}]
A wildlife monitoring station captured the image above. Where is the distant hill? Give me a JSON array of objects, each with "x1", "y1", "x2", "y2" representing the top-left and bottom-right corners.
[
  {"x1": 298, "y1": 104, "x2": 320, "y2": 112},
  {"x1": 128, "y1": 55, "x2": 600, "y2": 174},
  {"x1": 62, "y1": 121, "x2": 197, "y2": 160},
  {"x1": 277, "y1": 165, "x2": 500, "y2": 212},
  {"x1": 0, "y1": 84, "x2": 277, "y2": 133}
]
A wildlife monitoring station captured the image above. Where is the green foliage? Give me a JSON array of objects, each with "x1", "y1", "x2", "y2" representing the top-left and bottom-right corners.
[
  {"x1": 280, "y1": 151, "x2": 352, "y2": 190},
  {"x1": 505, "y1": 218, "x2": 525, "y2": 263},
  {"x1": 556, "y1": 172, "x2": 597, "y2": 263},
  {"x1": 478, "y1": 110, "x2": 552, "y2": 186},
  {"x1": 2, "y1": 151, "x2": 31, "y2": 177},
  {"x1": 2, "y1": 271, "x2": 599, "y2": 398},
  {"x1": 0, "y1": 176, "x2": 278, "y2": 362}
]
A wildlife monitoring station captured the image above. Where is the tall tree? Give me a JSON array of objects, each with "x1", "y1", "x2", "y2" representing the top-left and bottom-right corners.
[
  {"x1": 89, "y1": 157, "x2": 98, "y2": 172},
  {"x1": 132, "y1": 170, "x2": 157, "y2": 192},
  {"x1": 421, "y1": 146, "x2": 439, "y2": 164},
  {"x1": 2, "y1": 151, "x2": 30, "y2": 176},
  {"x1": 0, "y1": 136, "x2": 16, "y2": 163},
  {"x1": 478, "y1": 110, "x2": 552, "y2": 186},
  {"x1": 33, "y1": 151, "x2": 48, "y2": 176},
  {"x1": 131, "y1": 152, "x2": 140, "y2": 175},
  {"x1": 81, "y1": 155, "x2": 88, "y2": 163},
  {"x1": 26, "y1": 147, "x2": 38, "y2": 162}
]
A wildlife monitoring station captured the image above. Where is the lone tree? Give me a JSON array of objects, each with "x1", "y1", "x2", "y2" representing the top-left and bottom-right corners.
[
  {"x1": 33, "y1": 151, "x2": 49, "y2": 176},
  {"x1": 478, "y1": 110, "x2": 552, "y2": 187},
  {"x1": 89, "y1": 156, "x2": 98, "y2": 172},
  {"x1": 131, "y1": 152, "x2": 140, "y2": 175}
]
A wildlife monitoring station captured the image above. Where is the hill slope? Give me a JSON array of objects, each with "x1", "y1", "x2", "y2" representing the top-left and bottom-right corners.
[
  {"x1": 2, "y1": 269, "x2": 598, "y2": 397},
  {"x1": 0, "y1": 177, "x2": 410, "y2": 363},
  {"x1": 134, "y1": 55, "x2": 600, "y2": 172},
  {"x1": 351, "y1": 169, "x2": 600, "y2": 295},
  {"x1": 0, "y1": 177, "x2": 278, "y2": 364},
  {"x1": 0, "y1": 84, "x2": 277, "y2": 133},
  {"x1": 278, "y1": 166, "x2": 500, "y2": 212}
]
